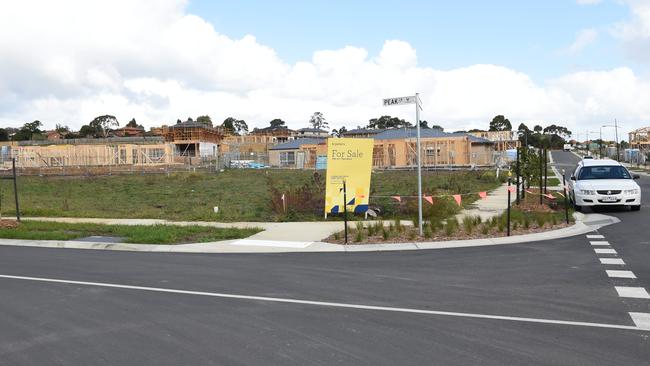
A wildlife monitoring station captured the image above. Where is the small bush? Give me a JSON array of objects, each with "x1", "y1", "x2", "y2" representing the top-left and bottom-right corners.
[
  {"x1": 523, "y1": 216, "x2": 530, "y2": 229},
  {"x1": 536, "y1": 215, "x2": 546, "y2": 228},
  {"x1": 408, "y1": 230, "x2": 417, "y2": 241},
  {"x1": 382, "y1": 227, "x2": 390, "y2": 240},
  {"x1": 395, "y1": 218, "x2": 403, "y2": 233},
  {"x1": 551, "y1": 215, "x2": 558, "y2": 226},
  {"x1": 356, "y1": 221, "x2": 364, "y2": 233},
  {"x1": 462, "y1": 216, "x2": 475, "y2": 234},
  {"x1": 333, "y1": 232, "x2": 340, "y2": 240},
  {"x1": 481, "y1": 225, "x2": 489, "y2": 235},
  {"x1": 367, "y1": 223, "x2": 375, "y2": 236},
  {"x1": 424, "y1": 227, "x2": 433, "y2": 239},
  {"x1": 355, "y1": 230, "x2": 363, "y2": 242}
]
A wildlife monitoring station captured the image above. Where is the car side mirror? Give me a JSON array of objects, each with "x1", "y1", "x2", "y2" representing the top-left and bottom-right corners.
[
  {"x1": 570, "y1": 175, "x2": 576, "y2": 181},
  {"x1": 633, "y1": 174, "x2": 640, "y2": 180}
]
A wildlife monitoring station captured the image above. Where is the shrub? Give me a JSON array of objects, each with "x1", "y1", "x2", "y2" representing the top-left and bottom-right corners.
[
  {"x1": 424, "y1": 226, "x2": 433, "y2": 239},
  {"x1": 333, "y1": 232, "x2": 340, "y2": 241},
  {"x1": 382, "y1": 227, "x2": 390, "y2": 240},
  {"x1": 408, "y1": 230, "x2": 417, "y2": 241},
  {"x1": 356, "y1": 221, "x2": 364, "y2": 233},
  {"x1": 355, "y1": 230, "x2": 363, "y2": 242},
  {"x1": 395, "y1": 218, "x2": 403, "y2": 233},
  {"x1": 481, "y1": 225, "x2": 489, "y2": 235},
  {"x1": 462, "y1": 216, "x2": 475, "y2": 234},
  {"x1": 535, "y1": 215, "x2": 546, "y2": 228},
  {"x1": 523, "y1": 216, "x2": 530, "y2": 229},
  {"x1": 367, "y1": 223, "x2": 375, "y2": 236}
]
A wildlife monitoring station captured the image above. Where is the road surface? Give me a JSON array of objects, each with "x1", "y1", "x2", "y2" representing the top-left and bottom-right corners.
[{"x1": 0, "y1": 150, "x2": 648, "y2": 365}]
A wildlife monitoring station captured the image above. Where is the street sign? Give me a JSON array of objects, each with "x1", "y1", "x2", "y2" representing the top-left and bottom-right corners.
[{"x1": 383, "y1": 96, "x2": 416, "y2": 107}]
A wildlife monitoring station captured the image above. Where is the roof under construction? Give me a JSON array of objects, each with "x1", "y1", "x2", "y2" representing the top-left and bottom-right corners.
[{"x1": 162, "y1": 120, "x2": 224, "y2": 144}]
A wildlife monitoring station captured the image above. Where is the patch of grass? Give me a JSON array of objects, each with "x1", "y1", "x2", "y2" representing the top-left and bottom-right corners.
[
  {"x1": 1, "y1": 169, "x2": 504, "y2": 223},
  {"x1": 0, "y1": 221, "x2": 261, "y2": 244}
]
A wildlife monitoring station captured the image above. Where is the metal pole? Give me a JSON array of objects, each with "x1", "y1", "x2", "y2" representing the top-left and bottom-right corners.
[
  {"x1": 507, "y1": 177, "x2": 511, "y2": 236},
  {"x1": 562, "y1": 173, "x2": 569, "y2": 224},
  {"x1": 415, "y1": 92, "x2": 423, "y2": 236},
  {"x1": 615, "y1": 119, "x2": 620, "y2": 162},
  {"x1": 599, "y1": 127, "x2": 603, "y2": 159},
  {"x1": 516, "y1": 147, "x2": 520, "y2": 205},
  {"x1": 521, "y1": 138, "x2": 526, "y2": 199},
  {"x1": 343, "y1": 180, "x2": 348, "y2": 244},
  {"x1": 544, "y1": 148, "x2": 548, "y2": 194},
  {"x1": 12, "y1": 158, "x2": 20, "y2": 222},
  {"x1": 539, "y1": 149, "x2": 543, "y2": 205}
]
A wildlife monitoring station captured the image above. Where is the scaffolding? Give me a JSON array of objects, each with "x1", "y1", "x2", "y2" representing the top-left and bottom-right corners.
[{"x1": 629, "y1": 126, "x2": 650, "y2": 150}]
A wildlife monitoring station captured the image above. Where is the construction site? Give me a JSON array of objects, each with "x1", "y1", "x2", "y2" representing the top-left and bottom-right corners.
[{"x1": 0, "y1": 119, "x2": 523, "y2": 175}]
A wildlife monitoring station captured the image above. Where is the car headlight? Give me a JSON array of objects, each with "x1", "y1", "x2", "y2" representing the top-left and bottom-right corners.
[
  {"x1": 579, "y1": 189, "x2": 595, "y2": 195},
  {"x1": 624, "y1": 189, "x2": 640, "y2": 195}
]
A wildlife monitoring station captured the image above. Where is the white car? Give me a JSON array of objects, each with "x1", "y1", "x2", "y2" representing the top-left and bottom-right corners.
[{"x1": 569, "y1": 159, "x2": 641, "y2": 211}]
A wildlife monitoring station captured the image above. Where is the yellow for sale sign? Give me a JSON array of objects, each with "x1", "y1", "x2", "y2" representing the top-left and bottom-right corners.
[{"x1": 324, "y1": 138, "x2": 373, "y2": 214}]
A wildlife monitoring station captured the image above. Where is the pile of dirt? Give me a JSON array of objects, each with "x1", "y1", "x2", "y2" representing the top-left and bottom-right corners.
[{"x1": 0, "y1": 219, "x2": 19, "y2": 229}]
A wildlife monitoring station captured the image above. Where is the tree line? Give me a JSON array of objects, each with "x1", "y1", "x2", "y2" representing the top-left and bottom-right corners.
[{"x1": 0, "y1": 112, "x2": 574, "y2": 148}]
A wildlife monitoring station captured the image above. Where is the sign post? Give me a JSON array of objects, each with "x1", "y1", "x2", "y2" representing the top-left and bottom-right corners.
[{"x1": 382, "y1": 93, "x2": 423, "y2": 236}]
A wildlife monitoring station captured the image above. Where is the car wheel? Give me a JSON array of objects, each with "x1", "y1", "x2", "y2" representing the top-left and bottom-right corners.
[
  {"x1": 574, "y1": 202, "x2": 582, "y2": 212},
  {"x1": 631, "y1": 205, "x2": 641, "y2": 211}
]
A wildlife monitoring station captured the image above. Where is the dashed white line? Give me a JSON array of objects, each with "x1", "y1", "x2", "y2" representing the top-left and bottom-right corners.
[
  {"x1": 606, "y1": 270, "x2": 637, "y2": 279},
  {"x1": 0, "y1": 274, "x2": 647, "y2": 332},
  {"x1": 615, "y1": 287, "x2": 650, "y2": 299},
  {"x1": 594, "y1": 248, "x2": 617, "y2": 255},
  {"x1": 629, "y1": 313, "x2": 650, "y2": 331},
  {"x1": 600, "y1": 258, "x2": 626, "y2": 265},
  {"x1": 590, "y1": 241, "x2": 610, "y2": 246},
  {"x1": 587, "y1": 235, "x2": 605, "y2": 239}
]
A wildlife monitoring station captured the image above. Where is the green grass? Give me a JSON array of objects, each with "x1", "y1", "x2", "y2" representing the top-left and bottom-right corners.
[
  {"x1": 0, "y1": 169, "x2": 504, "y2": 222},
  {"x1": 0, "y1": 221, "x2": 261, "y2": 244}
]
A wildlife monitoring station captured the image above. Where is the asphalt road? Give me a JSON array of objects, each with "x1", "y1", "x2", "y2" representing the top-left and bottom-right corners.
[{"x1": 0, "y1": 151, "x2": 648, "y2": 365}]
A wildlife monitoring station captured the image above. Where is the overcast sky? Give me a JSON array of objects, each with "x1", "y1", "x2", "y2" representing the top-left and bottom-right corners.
[{"x1": 1, "y1": 0, "x2": 649, "y2": 141}]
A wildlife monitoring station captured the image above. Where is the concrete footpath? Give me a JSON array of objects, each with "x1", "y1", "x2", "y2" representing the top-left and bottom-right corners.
[{"x1": 0, "y1": 212, "x2": 619, "y2": 253}]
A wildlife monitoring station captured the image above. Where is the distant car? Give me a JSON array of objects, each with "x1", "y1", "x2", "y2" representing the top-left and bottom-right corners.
[
  {"x1": 569, "y1": 159, "x2": 641, "y2": 211},
  {"x1": 563, "y1": 144, "x2": 572, "y2": 151}
]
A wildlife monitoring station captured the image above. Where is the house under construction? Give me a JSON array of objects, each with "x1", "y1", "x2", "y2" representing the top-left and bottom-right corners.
[
  {"x1": 1, "y1": 137, "x2": 175, "y2": 170},
  {"x1": 629, "y1": 126, "x2": 650, "y2": 151},
  {"x1": 161, "y1": 120, "x2": 224, "y2": 158}
]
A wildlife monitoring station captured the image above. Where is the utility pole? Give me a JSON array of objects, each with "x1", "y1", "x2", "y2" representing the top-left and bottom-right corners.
[{"x1": 615, "y1": 118, "x2": 620, "y2": 162}]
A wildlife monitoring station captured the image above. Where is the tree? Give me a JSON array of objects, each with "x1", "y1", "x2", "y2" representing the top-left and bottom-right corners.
[
  {"x1": 0, "y1": 128, "x2": 8, "y2": 141},
  {"x1": 367, "y1": 115, "x2": 411, "y2": 129},
  {"x1": 419, "y1": 120, "x2": 429, "y2": 129},
  {"x1": 78, "y1": 125, "x2": 95, "y2": 137},
  {"x1": 126, "y1": 118, "x2": 139, "y2": 128},
  {"x1": 89, "y1": 115, "x2": 119, "y2": 138},
  {"x1": 12, "y1": 120, "x2": 43, "y2": 141},
  {"x1": 430, "y1": 125, "x2": 445, "y2": 131},
  {"x1": 331, "y1": 126, "x2": 348, "y2": 137},
  {"x1": 196, "y1": 115, "x2": 213, "y2": 127},
  {"x1": 488, "y1": 115, "x2": 512, "y2": 131},
  {"x1": 55, "y1": 124, "x2": 70, "y2": 133},
  {"x1": 533, "y1": 125, "x2": 543, "y2": 133},
  {"x1": 468, "y1": 128, "x2": 485, "y2": 133},
  {"x1": 309, "y1": 112, "x2": 328, "y2": 130},
  {"x1": 222, "y1": 117, "x2": 249, "y2": 135},
  {"x1": 269, "y1": 119, "x2": 286, "y2": 128}
]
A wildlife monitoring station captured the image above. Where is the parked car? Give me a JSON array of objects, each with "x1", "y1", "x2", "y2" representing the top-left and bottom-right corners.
[
  {"x1": 569, "y1": 159, "x2": 641, "y2": 211},
  {"x1": 563, "y1": 144, "x2": 572, "y2": 151}
]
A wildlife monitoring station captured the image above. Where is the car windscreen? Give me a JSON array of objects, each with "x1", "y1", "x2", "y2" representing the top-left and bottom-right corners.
[{"x1": 577, "y1": 166, "x2": 631, "y2": 180}]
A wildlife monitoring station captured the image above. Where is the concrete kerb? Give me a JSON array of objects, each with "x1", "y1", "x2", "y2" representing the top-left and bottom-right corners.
[{"x1": 0, "y1": 212, "x2": 619, "y2": 254}]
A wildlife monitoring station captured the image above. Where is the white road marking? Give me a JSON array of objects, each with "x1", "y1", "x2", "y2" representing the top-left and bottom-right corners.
[
  {"x1": 615, "y1": 287, "x2": 650, "y2": 299},
  {"x1": 600, "y1": 258, "x2": 626, "y2": 265},
  {"x1": 606, "y1": 270, "x2": 637, "y2": 279},
  {"x1": 0, "y1": 274, "x2": 646, "y2": 332},
  {"x1": 590, "y1": 241, "x2": 610, "y2": 246},
  {"x1": 594, "y1": 248, "x2": 617, "y2": 255},
  {"x1": 587, "y1": 235, "x2": 605, "y2": 239},
  {"x1": 629, "y1": 313, "x2": 650, "y2": 331}
]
